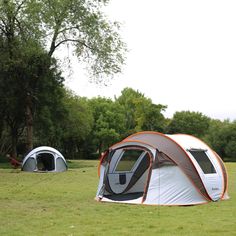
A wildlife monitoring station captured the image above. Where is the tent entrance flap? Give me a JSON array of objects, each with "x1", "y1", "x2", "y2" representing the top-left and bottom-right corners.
[{"x1": 104, "y1": 147, "x2": 152, "y2": 201}]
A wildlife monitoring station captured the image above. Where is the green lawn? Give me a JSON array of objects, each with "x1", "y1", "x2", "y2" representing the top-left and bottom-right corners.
[{"x1": 0, "y1": 160, "x2": 235, "y2": 236}]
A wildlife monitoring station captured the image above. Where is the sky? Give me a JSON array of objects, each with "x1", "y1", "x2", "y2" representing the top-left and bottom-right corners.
[{"x1": 63, "y1": 0, "x2": 236, "y2": 121}]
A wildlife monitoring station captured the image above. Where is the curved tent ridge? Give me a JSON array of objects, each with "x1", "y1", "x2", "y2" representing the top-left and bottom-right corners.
[{"x1": 22, "y1": 146, "x2": 65, "y2": 164}]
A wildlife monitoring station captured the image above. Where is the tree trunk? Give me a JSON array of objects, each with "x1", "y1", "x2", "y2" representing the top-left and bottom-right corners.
[
  {"x1": 26, "y1": 95, "x2": 33, "y2": 152},
  {"x1": 98, "y1": 141, "x2": 103, "y2": 156}
]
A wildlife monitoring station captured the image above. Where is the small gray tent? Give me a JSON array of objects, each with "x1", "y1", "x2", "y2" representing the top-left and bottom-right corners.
[{"x1": 22, "y1": 146, "x2": 67, "y2": 172}]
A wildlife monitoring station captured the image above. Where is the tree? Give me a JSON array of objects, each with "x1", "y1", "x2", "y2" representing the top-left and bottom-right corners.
[
  {"x1": 224, "y1": 121, "x2": 236, "y2": 158},
  {"x1": 116, "y1": 88, "x2": 166, "y2": 135},
  {"x1": 0, "y1": 0, "x2": 126, "y2": 154},
  {"x1": 0, "y1": 48, "x2": 65, "y2": 156},
  {"x1": 0, "y1": 1, "x2": 53, "y2": 154},
  {"x1": 0, "y1": 37, "x2": 40, "y2": 156},
  {"x1": 205, "y1": 119, "x2": 236, "y2": 159},
  {"x1": 0, "y1": 0, "x2": 126, "y2": 79},
  {"x1": 61, "y1": 91, "x2": 94, "y2": 159},
  {"x1": 89, "y1": 97, "x2": 125, "y2": 154},
  {"x1": 116, "y1": 88, "x2": 140, "y2": 134},
  {"x1": 32, "y1": 62, "x2": 67, "y2": 149},
  {"x1": 140, "y1": 103, "x2": 166, "y2": 132},
  {"x1": 167, "y1": 111, "x2": 210, "y2": 138}
]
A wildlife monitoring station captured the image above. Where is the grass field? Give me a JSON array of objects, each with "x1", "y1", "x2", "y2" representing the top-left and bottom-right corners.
[{"x1": 0, "y1": 160, "x2": 235, "y2": 236}]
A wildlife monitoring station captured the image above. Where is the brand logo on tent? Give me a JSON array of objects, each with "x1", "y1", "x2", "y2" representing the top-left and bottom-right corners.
[{"x1": 212, "y1": 187, "x2": 219, "y2": 191}]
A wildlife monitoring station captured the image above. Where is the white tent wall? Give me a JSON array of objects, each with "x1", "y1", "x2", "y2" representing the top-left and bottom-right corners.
[
  {"x1": 96, "y1": 164, "x2": 106, "y2": 198},
  {"x1": 187, "y1": 149, "x2": 224, "y2": 201},
  {"x1": 168, "y1": 134, "x2": 226, "y2": 201},
  {"x1": 98, "y1": 164, "x2": 208, "y2": 205},
  {"x1": 144, "y1": 166, "x2": 207, "y2": 205}
]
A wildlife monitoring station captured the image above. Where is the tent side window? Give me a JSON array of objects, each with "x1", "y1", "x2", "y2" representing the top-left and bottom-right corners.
[
  {"x1": 115, "y1": 149, "x2": 144, "y2": 172},
  {"x1": 189, "y1": 150, "x2": 216, "y2": 174},
  {"x1": 56, "y1": 157, "x2": 67, "y2": 172},
  {"x1": 23, "y1": 157, "x2": 36, "y2": 171}
]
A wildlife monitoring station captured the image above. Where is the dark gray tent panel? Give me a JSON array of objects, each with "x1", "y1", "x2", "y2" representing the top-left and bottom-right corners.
[
  {"x1": 23, "y1": 157, "x2": 36, "y2": 171},
  {"x1": 56, "y1": 157, "x2": 67, "y2": 172}
]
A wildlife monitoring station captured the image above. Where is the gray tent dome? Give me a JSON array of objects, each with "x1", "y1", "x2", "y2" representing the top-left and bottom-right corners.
[{"x1": 22, "y1": 146, "x2": 67, "y2": 172}]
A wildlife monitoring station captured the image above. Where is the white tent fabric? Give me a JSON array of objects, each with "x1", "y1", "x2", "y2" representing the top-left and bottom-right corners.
[
  {"x1": 22, "y1": 146, "x2": 67, "y2": 172},
  {"x1": 145, "y1": 166, "x2": 206, "y2": 205},
  {"x1": 96, "y1": 132, "x2": 229, "y2": 206},
  {"x1": 169, "y1": 134, "x2": 225, "y2": 201}
]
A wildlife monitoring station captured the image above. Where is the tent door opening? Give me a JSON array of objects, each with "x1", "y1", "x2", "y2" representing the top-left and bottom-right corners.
[
  {"x1": 104, "y1": 147, "x2": 152, "y2": 202},
  {"x1": 36, "y1": 153, "x2": 55, "y2": 171}
]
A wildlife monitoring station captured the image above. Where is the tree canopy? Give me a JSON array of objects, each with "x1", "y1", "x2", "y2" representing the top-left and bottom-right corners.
[
  {"x1": 0, "y1": 84, "x2": 236, "y2": 160},
  {"x1": 204, "y1": 119, "x2": 236, "y2": 159},
  {"x1": 167, "y1": 111, "x2": 210, "y2": 138},
  {"x1": 61, "y1": 91, "x2": 94, "y2": 158},
  {"x1": 88, "y1": 97, "x2": 125, "y2": 154},
  {"x1": 0, "y1": 0, "x2": 126, "y2": 79},
  {"x1": 0, "y1": 0, "x2": 126, "y2": 155},
  {"x1": 116, "y1": 88, "x2": 166, "y2": 135}
]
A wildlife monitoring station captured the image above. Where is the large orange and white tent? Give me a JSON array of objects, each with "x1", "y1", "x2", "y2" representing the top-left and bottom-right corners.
[{"x1": 96, "y1": 132, "x2": 229, "y2": 205}]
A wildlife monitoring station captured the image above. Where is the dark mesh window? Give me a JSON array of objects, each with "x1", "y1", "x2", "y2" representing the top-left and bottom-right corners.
[
  {"x1": 115, "y1": 149, "x2": 144, "y2": 172},
  {"x1": 189, "y1": 150, "x2": 216, "y2": 174}
]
